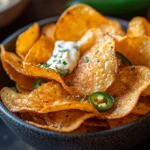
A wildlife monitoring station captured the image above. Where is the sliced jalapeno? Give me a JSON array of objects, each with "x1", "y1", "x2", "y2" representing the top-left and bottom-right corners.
[
  {"x1": 88, "y1": 92, "x2": 115, "y2": 112},
  {"x1": 56, "y1": 67, "x2": 69, "y2": 77},
  {"x1": 116, "y1": 51, "x2": 132, "y2": 66},
  {"x1": 33, "y1": 79, "x2": 46, "y2": 89}
]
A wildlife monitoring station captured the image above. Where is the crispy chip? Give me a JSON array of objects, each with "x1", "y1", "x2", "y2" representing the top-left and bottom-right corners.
[
  {"x1": 142, "y1": 87, "x2": 150, "y2": 96},
  {"x1": 23, "y1": 63, "x2": 74, "y2": 94},
  {"x1": 0, "y1": 81, "x2": 104, "y2": 119},
  {"x1": 41, "y1": 23, "x2": 56, "y2": 40},
  {"x1": 116, "y1": 36, "x2": 150, "y2": 68},
  {"x1": 24, "y1": 110, "x2": 101, "y2": 133},
  {"x1": 103, "y1": 66, "x2": 150, "y2": 119},
  {"x1": 55, "y1": 4, "x2": 123, "y2": 41},
  {"x1": 108, "y1": 114, "x2": 140, "y2": 128},
  {"x1": 132, "y1": 96, "x2": 150, "y2": 115},
  {"x1": 24, "y1": 36, "x2": 54, "y2": 64},
  {"x1": 65, "y1": 34, "x2": 118, "y2": 95},
  {"x1": 16, "y1": 23, "x2": 40, "y2": 59},
  {"x1": 127, "y1": 17, "x2": 150, "y2": 37},
  {"x1": 1, "y1": 47, "x2": 34, "y2": 90},
  {"x1": 1, "y1": 45, "x2": 27, "y2": 75}
]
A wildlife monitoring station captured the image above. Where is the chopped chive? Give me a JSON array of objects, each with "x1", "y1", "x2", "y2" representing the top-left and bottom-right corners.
[
  {"x1": 59, "y1": 49, "x2": 68, "y2": 52},
  {"x1": 113, "y1": 94, "x2": 118, "y2": 98},
  {"x1": 11, "y1": 86, "x2": 18, "y2": 92},
  {"x1": 56, "y1": 67, "x2": 69, "y2": 77},
  {"x1": 53, "y1": 60, "x2": 57, "y2": 62},
  {"x1": 62, "y1": 61, "x2": 67, "y2": 65},
  {"x1": 131, "y1": 66, "x2": 135, "y2": 71},
  {"x1": 53, "y1": 55, "x2": 57, "y2": 58},
  {"x1": 95, "y1": 51, "x2": 99, "y2": 55},
  {"x1": 33, "y1": 79, "x2": 46, "y2": 89},
  {"x1": 84, "y1": 56, "x2": 89, "y2": 63},
  {"x1": 39, "y1": 62, "x2": 50, "y2": 68},
  {"x1": 80, "y1": 95, "x2": 87, "y2": 103},
  {"x1": 66, "y1": 81, "x2": 71, "y2": 86},
  {"x1": 58, "y1": 44, "x2": 62, "y2": 48},
  {"x1": 57, "y1": 60, "x2": 61, "y2": 64}
]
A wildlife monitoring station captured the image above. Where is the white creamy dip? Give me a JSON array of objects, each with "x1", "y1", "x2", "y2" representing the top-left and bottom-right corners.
[{"x1": 47, "y1": 41, "x2": 80, "y2": 74}]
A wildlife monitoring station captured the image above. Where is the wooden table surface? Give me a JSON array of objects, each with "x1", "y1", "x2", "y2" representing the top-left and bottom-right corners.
[{"x1": 0, "y1": 0, "x2": 150, "y2": 150}]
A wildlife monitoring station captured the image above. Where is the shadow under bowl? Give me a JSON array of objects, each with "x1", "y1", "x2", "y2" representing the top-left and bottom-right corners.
[{"x1": 0, "y1": 17, "x2": 150, "y2": 150}]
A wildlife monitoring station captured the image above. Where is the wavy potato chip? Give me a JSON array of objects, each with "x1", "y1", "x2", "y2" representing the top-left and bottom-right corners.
[
  {"x1": 55, "y1": 4, "x2": 123, "y2": 41},
  {"x1": 127, "y1": 17, "x2": 150, "y2": 37},
  {"x1": 1, "y1": 47, "x2": 34, "y2": 90},
  {"x1": 132, "y1": 96, "x2": 150, "y2": 115},
  {"x1": 0, "y1": 81, "x2": 104, "y2": 119},
  {"x1": 142, "y1": 87, "x2": 150, "y2": 96},
  {"x1": 108, "y1": 114, "x2": 140, "y2": 128},
  {"x1": 24, "y1": 36, "x2": 54, "y2": 64},
  {"x1": 103, "y1": 66, "x2": 150, "y2": 119},
  {"x1": 116, "y1": 36, "x2": 150, "y2": 68},
  {"x1": 41, "y1": 23, "x2": 56, "y2": 40},
  {"x1": 23, "y1": 63, "x2": 74, "y2": 94},
  {"x1": 16, "y1": 23, "x2": 40, "y2": 59},
  {"x1": 65, "y1": 34, "x2": 118, "y2": 95},
  {"x1": 24, "y1": 110, "x2": 101, "y2": 133}
]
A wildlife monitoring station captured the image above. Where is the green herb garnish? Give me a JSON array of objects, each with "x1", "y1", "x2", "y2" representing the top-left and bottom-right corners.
[
  {"x1": 95, "y1": 51, "x2": 99, "y2": 55},
  {"x1": 33, "y1": 79, "x2": 46, "y2": 89},
  {"x1": 39, "y1": 62, "x2": 50, "y2": 68},
  {"x1": 56, "y1": 67, "x2": 69, "y2": 77},
  {"x1": 57, "y1": 60, "x2": 61, "y2": 64},
  {"x1": 66, "y1": 81, "x2": 71, "y2": 86},
  {"x1": 84, "y1": 56, "x2": 89, "y2": 63},
  {"x1": 62, "y1": 61, "x2": 67, "y2": 65},
  {"x1": 59, "y1": 49, "x2": 68, "y2": 52}
]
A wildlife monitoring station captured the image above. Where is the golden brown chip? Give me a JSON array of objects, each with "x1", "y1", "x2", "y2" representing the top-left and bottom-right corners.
[
  {"x1": 116, "y1": 36, "x2": 150, "y2": 68},
  {"x1": 16, "y1": 23, "x2": 40, "y2": 59},
  {"x1": 65, "y1": 34, "x2": 118, "y2": 95},
  {"x1": 103, "y1": 66, "x2": 150, "y2": 119},
  {"x1": 25, "y1": 110, "x2": 101, "y2": 133},
  {"x1": 41, "y1": 23, "x2": 56, "y2": 40},
  {"x1": 1, "y1": 45, "x2": 27, "y2": 75},
  {"x1": 132, "y1": 96, "x2": 150, "y2": 115},
  {"x1": 1, "y1": 47, "x2": 34, "y2": 90},
  {"x1": 55, "y1": 4, "x2": 118, "y2": 41},
  {"x1": 108, "y1": 114, "x2": 140, "y2": 128},
  {"x1": 0, "y1": 81, "x2": 104, "y2": 119},
  {"x1": 23, "y1": 63, "x2": 74, "y2": 94},
  {"x1": 127, "y1": 17, "x2": 150, "y2": 37},
  {"x1": 24, "y1": 36, "x2": 54, "y2": 64},
  {"x1": 142, "y1": 87, "x2": 150, "y2": 96}
]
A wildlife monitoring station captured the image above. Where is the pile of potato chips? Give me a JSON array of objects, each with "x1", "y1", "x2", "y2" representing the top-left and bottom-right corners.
[{"x1": 0, "y1": 4, "x2": 150, "y2": 133}]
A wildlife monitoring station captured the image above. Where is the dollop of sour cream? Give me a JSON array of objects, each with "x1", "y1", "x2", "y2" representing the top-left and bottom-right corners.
[{"x1": 47, "y1": 41, "x2": 80, "y2": 74}]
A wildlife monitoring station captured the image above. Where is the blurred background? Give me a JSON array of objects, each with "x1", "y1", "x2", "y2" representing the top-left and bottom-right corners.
[{"x1": 0, "y1": 0, "x2": 150, "y2": 150}]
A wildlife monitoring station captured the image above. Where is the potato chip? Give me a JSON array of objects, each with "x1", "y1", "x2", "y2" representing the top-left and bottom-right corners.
[
  {"x1": 41, "y1": 23, "x2": 56, "y2": 40},
  {"x1": 1, "y1": 47, "x2": 34, "y2": 90},
  {"x1": 24, "y1": 36, "x2": 54, "y2": 64},
  {"x1": 16, "y1": 23, "x2": 40, "y2": 59},
  {"x1": 0, "y1": 81, "x2": 104, "y2": 119},
  {"x1": 1, "y1": 45, "x2": 27, "y2": 75},
  {"x1": 84, "y1": 117, "x2": 110, "y2": 128},
  {"x1": 127, "y1": 17, "x2": 150, "y2": 37},
  {"x1": 132, "y1": 96, "x2": 150, "y2": 115},
  {"x1": 55, "y1": 4, "x2": 123, "y2": 41},
  {"x1": 25, "y1": 110, "x2": 101, "y2": 133},
  {"x1": 103, "y1": 66, "x2": 150, "y2": 119},
  {"x1": 116, "y1": 36, "x2": 150, "y2": 68},
  {"x1": 108, "y1": 114, "x2": 140, "y2": 128},
  {"x1": 142, "y1": 87, "x2": 150, "y2": 96},
  {"x1": 23, "y1": 63, "x2": 74, "y2": 94},
  {"x1": 65, "y1": 34, "x2": 118, "y2": 95}
]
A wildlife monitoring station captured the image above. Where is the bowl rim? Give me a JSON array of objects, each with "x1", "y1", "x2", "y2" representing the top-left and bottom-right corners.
[
  {"x1": 0, "y1": 16, "x2": 150, "y2": 138},
  {"x1": 0, "y1": 0, "x2": 22, "y2": 13}
]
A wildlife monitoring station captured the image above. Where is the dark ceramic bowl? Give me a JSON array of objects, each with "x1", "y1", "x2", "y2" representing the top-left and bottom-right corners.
[{"x1": 0, "y1": 17, "x2": 150, "y2": 150}]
